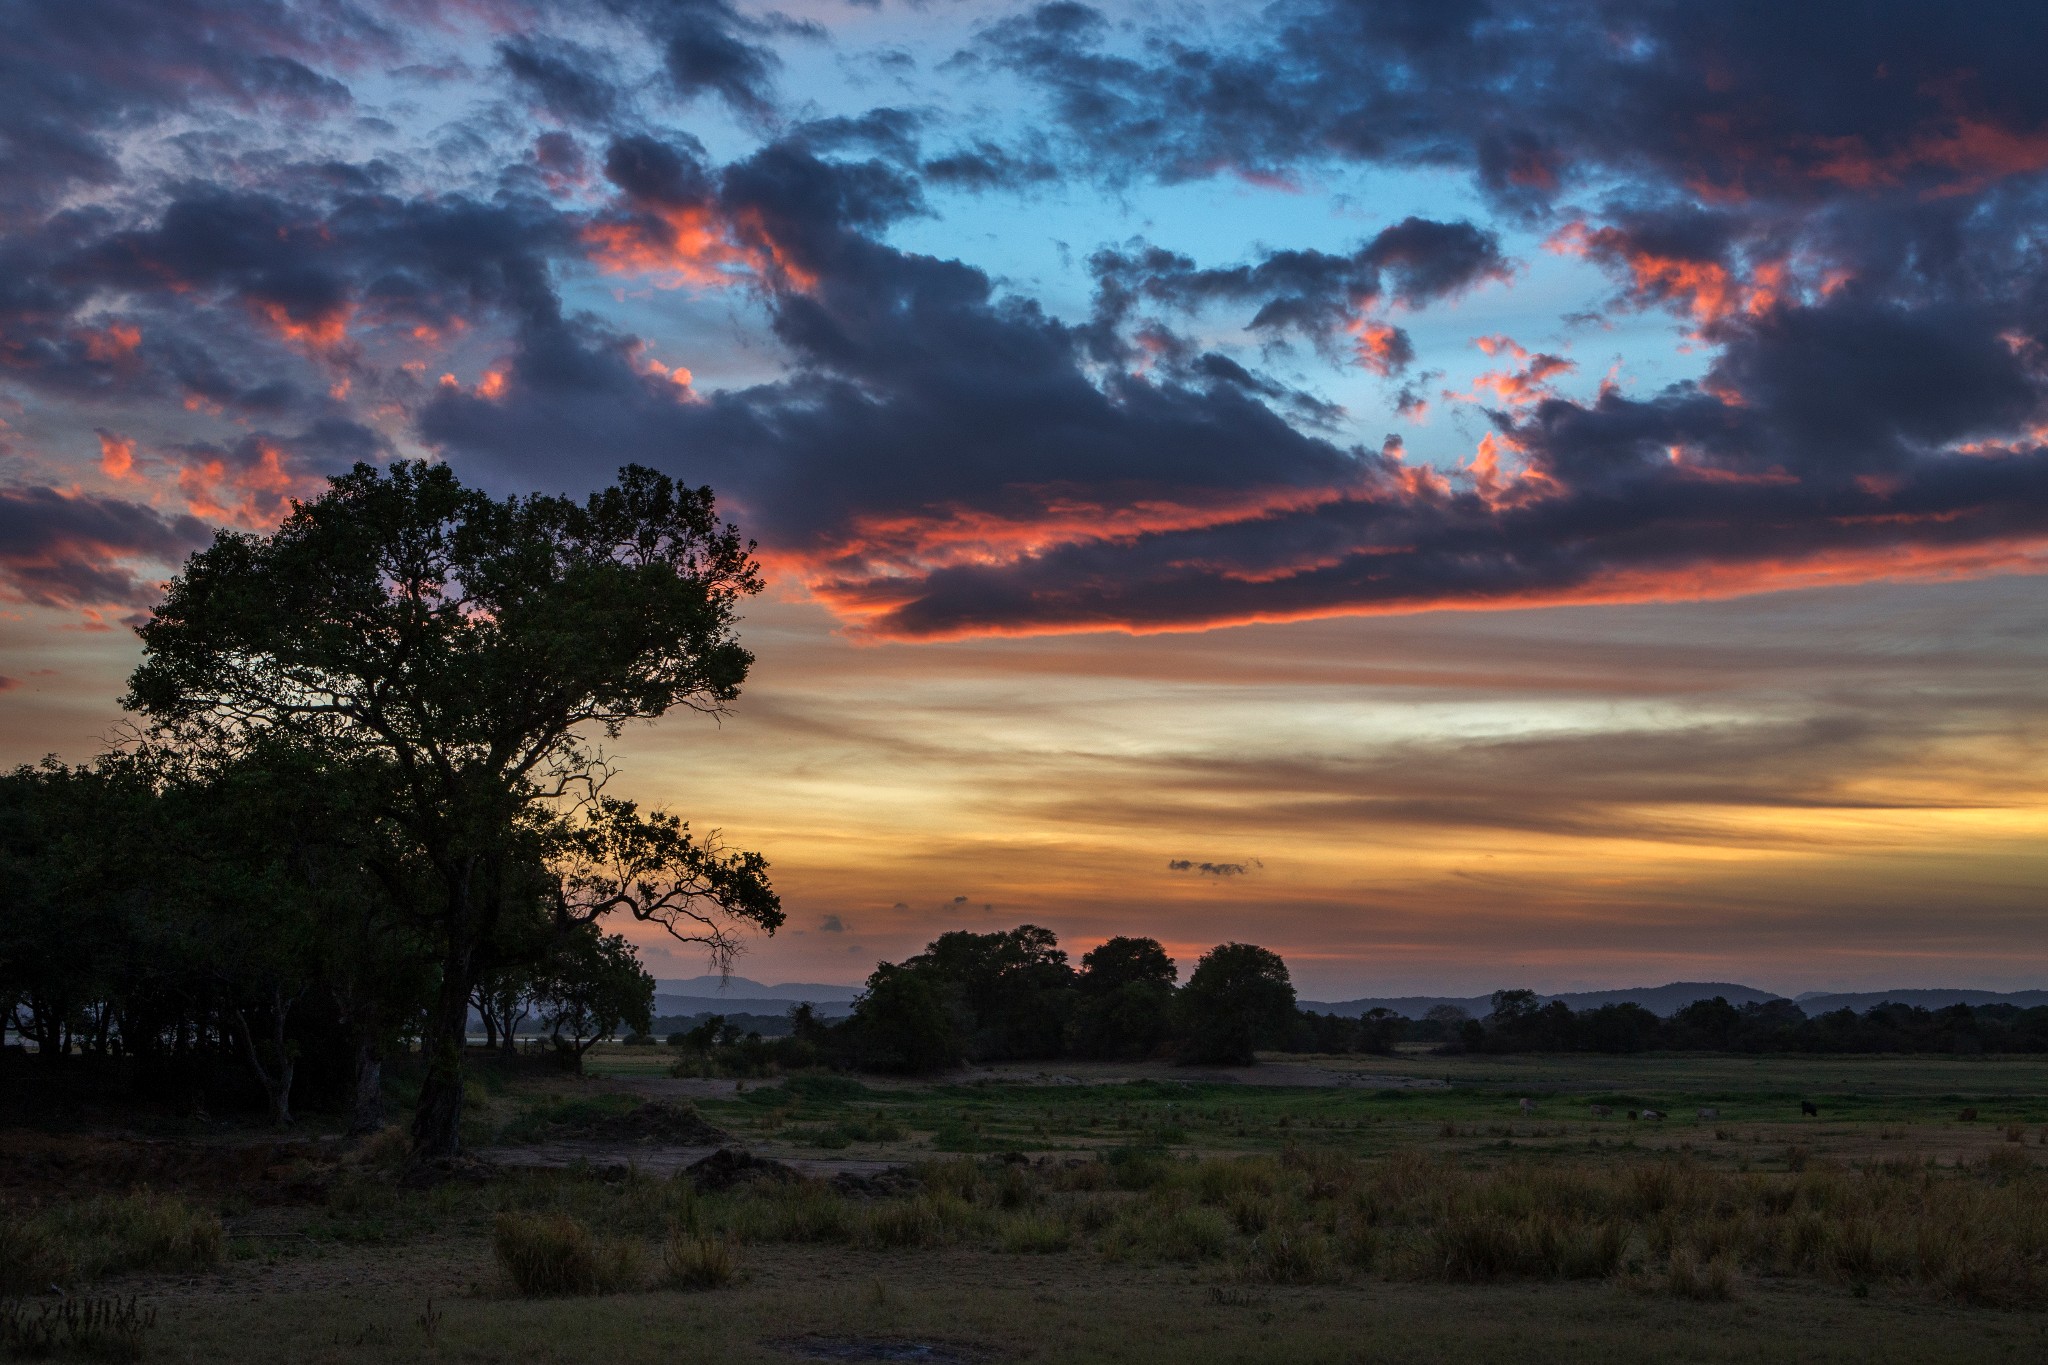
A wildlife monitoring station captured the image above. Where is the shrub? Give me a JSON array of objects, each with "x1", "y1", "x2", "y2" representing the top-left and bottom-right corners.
[
  {"x1": 662, "y1": 1233, "x2": 737, "y2": 1290},
  {"x1": 1239, "y1": 1230, "x2": 1338, "y2": 1285},
  {"x1": 1666, "y1": 1248, "x2": 1737, "y2": 1301},
  {"x1": 1192, "y1": 1157, "x2": 1278, "y2": 1206},
  {"x1": 0, "y1": 1217, "x2": 70, "y2": 1296},
  {"x1": 493, "y1": 1213, "x2": 640, "y2": 1296},
  {"x1": 760, "y1": 1184, "x2": 853, "y2": 1243},
  {"x1": 1000, "y1": 1212, "x2": 1075, "y2": 1254},
  {"x1": 860, "y1": 1199, "x2": 948, "y2": 1249},
  {"x1": 1105, "y1": 1201, "x2": 1231, "y2": 1263},
  {"x1": 28, "y1": 1193, "x2": 225, "y2": 1284}
]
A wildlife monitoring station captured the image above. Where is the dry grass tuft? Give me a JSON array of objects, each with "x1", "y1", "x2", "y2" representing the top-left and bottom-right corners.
[
  {"x1": 2, "y1": 1191, "x2": 223, "y2": 1294},
  {"x1": 1666, "y1": 1247, "x2": 1738, "y2": 1301},
  {"x1": 493, "y1": 1213, "x2": 641, "y2": 1296},
  {"x1": 662, "y1": 1232, "x2": 737, "y2": 1290}
]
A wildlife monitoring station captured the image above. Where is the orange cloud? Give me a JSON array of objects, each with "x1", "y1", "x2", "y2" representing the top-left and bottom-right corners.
[
  {"x1": 1806, "y1": 116, "x2": 2048, "y2": 199},
  {"x1": 250, "y1": 299, "x2": 353, "y2": 354},
  {"x1": 1350, "y1": 321, "x2": 1407, "y2": 376},
  {"x1": 80, "y1": 323, "x2": 141, "y2": 364},
  {"x1": 1547, "y1": 224, "x2": 1787, "y2": 328},
  {"x1": 95, "y1": 430, "x2": 139, "y2": 482},
  {"x1": 1464, "y1": 337, "x2": 1575, "y2": 407},
  {"x1": 175, "y1": 441, "x2": 315, "y2": 529},
  {"x1": 583, "y1": 202, "x2": 816, "y2": 293}
]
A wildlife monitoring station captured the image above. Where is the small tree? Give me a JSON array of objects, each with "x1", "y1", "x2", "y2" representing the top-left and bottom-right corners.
[
  {"x1": 1176, "y1": 943, "x2": 1296, "y2": 1066},
  {"x1": 534, "y1": 928, "x2": 654, "y2": 1072}
]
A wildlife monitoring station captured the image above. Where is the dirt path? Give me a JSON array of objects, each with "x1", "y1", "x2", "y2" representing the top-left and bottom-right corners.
[{"x1": 473, "y1": 1142, "x2": 907, "y2": 1179}]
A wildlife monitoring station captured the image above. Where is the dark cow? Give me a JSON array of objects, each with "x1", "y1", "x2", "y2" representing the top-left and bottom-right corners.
[
  {"x1": 1800, "y1": 1101, "x2": 1818, "y2": 1117},
  {"x1": 1960, "y1": 1108, "x2": 1979, "y2": 1122}
]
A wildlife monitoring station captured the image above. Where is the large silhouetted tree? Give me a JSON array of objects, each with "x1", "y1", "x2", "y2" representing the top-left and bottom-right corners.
[
  {"x1": 125, "y1": 460, "x2": 781, "y2": 1158},
  {"x1": 1176, "y1": 943, "x2": 1296, "y2": 1065},
  {"x1": 1070, "y1": 936, "x2": 1178, "y2": 1060}
]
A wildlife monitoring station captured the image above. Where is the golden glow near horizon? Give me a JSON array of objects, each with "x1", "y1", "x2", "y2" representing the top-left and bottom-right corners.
[{"x1": 5, "y1": 570, "x2": 2047, "y2": 998}]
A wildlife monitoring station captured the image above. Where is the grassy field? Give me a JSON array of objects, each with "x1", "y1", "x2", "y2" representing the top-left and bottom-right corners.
[{"x1": 7, "y1": 1047, "x2": 2048, "y2": 1362}]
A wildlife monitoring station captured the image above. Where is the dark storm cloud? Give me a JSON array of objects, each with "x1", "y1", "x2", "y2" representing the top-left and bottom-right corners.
[
  {"x1": 980, "y1": 0, "x2": 2048, "y2": 205},
  {"x1": 600, "y1": 0, "x2": 797, "y2": 123},
  {"x1": 498, "y1": 35, "x2": 622, "y2": 126},
  {"x1": 0, "y1": 0, "x2": 385, "y2": 225},
  {"x1": 0, "y1": 175, "x2": 582, "y2": 417},
  {"x1": 1089, "y1": 216, "x2": 1508, "y2": 348},
  {"x1": 416, "y1": 102, "x2": 2048, "y2": 638},
  {"x1": 0, "y1": 485, "x2": 209, "y2": 612},
  {"x1": 8, "y1": 0, "x2": 2048, "y2": 643},
  {"x1": 424, "y1": 137, "x2": 1372, "y2": 570}
]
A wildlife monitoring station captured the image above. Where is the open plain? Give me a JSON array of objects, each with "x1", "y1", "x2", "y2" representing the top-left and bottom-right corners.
[{"x1": 7, "y1": 1047, "x2": 2048, "y2": 1363}]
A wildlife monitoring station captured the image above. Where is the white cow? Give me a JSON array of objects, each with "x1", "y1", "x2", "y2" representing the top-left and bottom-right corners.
[
  {"x1": 1697, "y1": 1107, "x2": 1720, "y2": 1121},
  {"x1": 1519, "y1": 1098, "x2": 1537, "y2": 1115}
]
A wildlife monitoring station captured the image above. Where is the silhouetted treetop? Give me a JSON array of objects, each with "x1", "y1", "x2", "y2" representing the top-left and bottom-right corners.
[{"x1": 126, "y1": 459, "x2": 761, "y2": 768}]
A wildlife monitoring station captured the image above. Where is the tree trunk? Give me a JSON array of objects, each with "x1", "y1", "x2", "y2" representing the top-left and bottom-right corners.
[
  {"x1": 232, "y1": 996, "x2": 295, "y2": 1128},
  {"x1": 347, "y1": 1042, "x2": 384, "y2": 1136},
  {"x1": 477, "y1": 997, "x2": 499, "y2": 1051},
  {"x1": 502, "y1": 1004, "x2": 525, "y2": 1056},
  {"x1": 410, "y1": 960, "x2": 474, "y2": 1160}
]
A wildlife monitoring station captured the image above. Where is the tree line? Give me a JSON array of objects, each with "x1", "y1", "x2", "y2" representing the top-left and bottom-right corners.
[
  {"x1": 1435, "y1": 989, "x2": 2048, "y2": 1055},
  {"x1": 661, "y1": 925, "x2": 1393, "y2": 1075},
  {"x1": 662, "y1": 952, "x2": 2048, "y2": 1076}
]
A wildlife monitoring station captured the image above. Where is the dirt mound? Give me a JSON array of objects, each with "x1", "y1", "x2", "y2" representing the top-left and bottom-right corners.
[
  {"x1": 555, "y1": 1100, "x2": 730, "y2": 1146},
  {"x1": 828, "y1": 1168, "x2": 923, "y2": 1197},
  {"x1": 686, "y1": 1147, "x2": 802, "y2": 1191}
]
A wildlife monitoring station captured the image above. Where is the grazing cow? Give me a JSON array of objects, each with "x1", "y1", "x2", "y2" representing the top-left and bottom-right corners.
[
  {"x1": 1960, "y1": 1107, "x2": 1979, "y2": 1122},
  {"x1": 1590, "y1": 1105, "x2": 1612, "y2": 1119},
  {"x1": 1519, "y1": 1098, "x2": 1537, "y2": 1115},
  {"x1": 1627, "y1": 1110, "x2": 1640, "y2": 1120},
  {"x1": 1697, "y1": 1108, "x2": 1719, "y2": 1121},
  {"x1": 1640, "y1": 1108, "x2": 1666, "y2": 1121},
  {"x1": 1801, "y1": 1101, "x2": 1819, "y2": 1117}
]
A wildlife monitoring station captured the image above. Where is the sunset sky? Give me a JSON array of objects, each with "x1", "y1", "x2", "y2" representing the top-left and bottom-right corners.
[{"x1": 5, "y1": 0, "x2": 2048, "y2": 997}]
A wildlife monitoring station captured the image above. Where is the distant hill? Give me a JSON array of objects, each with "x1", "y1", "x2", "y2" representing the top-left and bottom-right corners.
[
  {"x1": 656, "y1": 975, "x2": 860, "y2": 1003},
  {"x1": 652, "y1": 975, "x2": 859, "y2": 1022},
  {"x1": 1303, "y1": 981, "x2": 1785, "y2": 1020},
  {"x1": 1302, "y1": 981, "x2": 2048, "y2": 1020},
  {"x1": 1794, "y1": 988, "x2": 2048, "y2": 1014},
  {"x1": 653, "y1": 995, "x2": 855, "y2": 1019}
]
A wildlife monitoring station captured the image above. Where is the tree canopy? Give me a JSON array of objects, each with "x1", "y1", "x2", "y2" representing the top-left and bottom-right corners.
[{"x1": 120, "y1": 459, "x2": 781, "y2": 1157}]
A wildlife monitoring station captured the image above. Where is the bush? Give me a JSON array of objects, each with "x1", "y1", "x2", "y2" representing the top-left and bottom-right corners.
[
  {"x1": 1104, "y1": 1201, "x2": 1231, "y2": 1263},
  {"x1": 860, "y1": 1198, "x2": 947, "y2": 1249},
  {"x1": 493, "y1": 1213, "x2": 640, "y2": 1296},
  {"x1": 1238, "y1": 1230, "x2": 1338, "y2": 1284},
  {"x1": 1666, "y1": 1247, "x2": 1738, "y2": 1301},
  {"x1": 0, "y1": 1217, "x2": 69, "y2": 1296},
  {"x1": 662, "y1": 1233, "x2": 737, "y2": 1290},
  {"x1": 759, "y1": 1184, "x2": 854, "y2": 1243},
  {"x1": 1000, "y1": 1212, "x2": 1074, "y2": 1254},
  {"x1": 6, "y1": 1193, "x2": 225, "y2": 1289}
]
